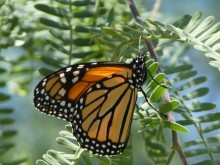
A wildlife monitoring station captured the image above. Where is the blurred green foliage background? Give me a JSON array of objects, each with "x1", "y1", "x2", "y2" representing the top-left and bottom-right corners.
[{"x1": 1, "y1": 0, "x2": 220, "y2": 164}]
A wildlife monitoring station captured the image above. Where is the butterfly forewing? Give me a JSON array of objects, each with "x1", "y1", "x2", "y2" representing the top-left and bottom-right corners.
[
  {"x1": 34, "y1": 66, "x2": 84, "y2": 122},
  {"x1": 33, "y1": 63, "x2": 131, "y2": 122}
]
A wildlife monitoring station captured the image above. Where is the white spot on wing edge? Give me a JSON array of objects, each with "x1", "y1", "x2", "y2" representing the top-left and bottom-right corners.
[
  {"x1": 59, "y1": 73, "x2": 65, "y2": 78},
  {"x1": 77, "y1": 65, "x2": 84, "y2": 69},
  {"x1": 60, "y1": 77, "x2": 67, "y2": 83},
  {"x1": 73, "y1": 70, "x2": 80, "y2": 76},
  {"x1": 66, "y1": 67, "x2": 72, "y2": 72},
  {"x1": 72, "y1": 76, "x2": 79, "y2": 83}
]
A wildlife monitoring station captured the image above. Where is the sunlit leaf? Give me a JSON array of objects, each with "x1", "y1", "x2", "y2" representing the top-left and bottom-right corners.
[
  {"x1": 145, "y1": 73, "x2": 165, "y2": 94},
  {"x1": 184, "y1": 11, "x2": 202, "y2": 32},
  {"x1": 159, "y1": 100, "x2": 179, "y2": 113},
  {"x1": 42, "y1": 154, "x2": 60, "y2": 165},
  {"x1": 166, "y1": 11, "x2": 220, "y2": 70},
  {"x1": 36, "y1": 160, "x2": 49, "y2": 165},
  {"x1": 140, "y1": 117, "x2": 161, "y2": 125},
  {"x1": 149, "y1": 85, "x2": 166, "y2": 103},
  {"x1": 47, "y1": 150, "x2": 71, "y2": 165},
  {"x1": 200, "y1": 23, "x2": 220, "y2": 42},
  {"x1": 148, "y1": 62, "x2": 159, "y2": 76},
  {"x1": 59, "y1": 131, "x2": 76, "y2": 140},
  {"x1": 56, "y1": 137, "x2": 79, "y2": 151},
  {"x1": 164, "y1": 121, "x2": 188, "y2": 132},
  {"x1": 190, "y1": 16, "x2": 214, "y2": 37}
]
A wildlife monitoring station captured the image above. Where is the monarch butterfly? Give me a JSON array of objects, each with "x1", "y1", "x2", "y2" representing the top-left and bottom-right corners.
[{"x1": 33, "y1": 53, "x2": 151, "y2": 156}]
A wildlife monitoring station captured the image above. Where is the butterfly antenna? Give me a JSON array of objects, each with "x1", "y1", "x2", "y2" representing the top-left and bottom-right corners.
[
  {"x1": 146, "y1": 67, "x2": 167, "y2": 89},
  {"x1": 141, "y1": 89, "x2": 167, "y2": 118},
  {"x1": 138, "y1": 36, "x2": 142, "y2": 53}
]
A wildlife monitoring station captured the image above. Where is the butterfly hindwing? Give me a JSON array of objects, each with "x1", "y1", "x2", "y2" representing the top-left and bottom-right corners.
[
  {"x1": 71, "y1": 68, "x2": 138, "y2": 156},
  {"x1": 33, "y1": 62, "x2": 133, "y2": 121}
]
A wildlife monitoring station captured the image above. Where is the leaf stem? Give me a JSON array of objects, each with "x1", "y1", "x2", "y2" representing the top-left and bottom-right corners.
[
  {"x1": 125, "y1": 0, "x2": 188, "y2": 164},
  {"x1": 166, "y1": 149, "x2": 175, "y2": 165}
]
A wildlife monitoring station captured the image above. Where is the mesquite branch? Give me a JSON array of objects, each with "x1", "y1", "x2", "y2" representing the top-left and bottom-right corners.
[{"x1": 125, "y1": 0, "x2": 188, "y2": 164}]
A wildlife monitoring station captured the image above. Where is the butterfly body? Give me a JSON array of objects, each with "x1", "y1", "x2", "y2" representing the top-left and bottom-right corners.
[{"x1": 34, "y1": 54, "x2": 147, "y2": 156}]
